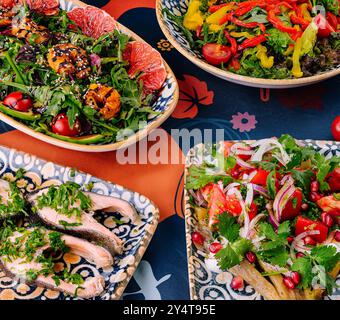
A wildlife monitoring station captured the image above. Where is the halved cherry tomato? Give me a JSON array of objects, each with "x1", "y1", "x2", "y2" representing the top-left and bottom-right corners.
[
  {"x1": 295, "y1": 216, "x2": 329, "y2": 243},
  {"x1": 225, "y1": 193, "x2": 242, "y2": 216},
  {"x1": 3, "y1": 91, "x2": 33, "y2": 112},
  {"x1": 281, "y1": 189, "x2": 303, "y2": 221},
  {"x1": 327, "y1": 167, "x2": 340, "y2": 192},
  {"x1": 206, "y1": 184, "x2": 229, "y2": 227},
  {"x1": 202, "y1": 43, "x2": 232, "y2": 66},
  {"x1": 331, "y1": 116, "x2": 340, "y2": 141},
  {"x1": 250, "y1": 169, "x2": 270, "y2": 186},
  {"x1": 51, "y1": 112, "x2": 81, "y2": 137},
  {"x1": 314, "y1": 13, "x2": 335, "y2": 38},
  {"x1": 326, "y1": 12, "x2": 338, "y2": 30}
]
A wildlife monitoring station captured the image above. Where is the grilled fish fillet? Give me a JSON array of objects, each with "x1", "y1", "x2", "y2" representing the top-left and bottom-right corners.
[
  {"x1": 27, "y1": 188, "x2": 139, "y2": 255},
  {"x1": 0, "y1": 229, "x2": 112, "y2": 298}
]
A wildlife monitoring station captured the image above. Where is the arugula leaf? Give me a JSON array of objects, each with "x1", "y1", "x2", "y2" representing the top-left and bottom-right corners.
[
  {"x1": 186, "y1": 165, "x2": 233, "y2": 190},
  {"x1": 266, "y1": 171, "x2": 277, "y2": 199},
  {"x1": 215, "y1": 238, "x2": 252, "y2": 270},
  {"x1": 217, "y1": 213, "x2": 240, "y2": 242}
]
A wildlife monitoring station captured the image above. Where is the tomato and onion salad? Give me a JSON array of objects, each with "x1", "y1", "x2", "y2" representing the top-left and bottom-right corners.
[{"x1": 186, "y1": 135, "x2": 340, "y2": 293}]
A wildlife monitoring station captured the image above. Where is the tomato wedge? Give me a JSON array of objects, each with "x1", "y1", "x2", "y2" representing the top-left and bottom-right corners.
[
  {"x1": 250, "y1": 169, "x2": 270, "y2": 186},
  {"x1": 327, "y1": 167, "x2": 340, "y2": 192},
  {"x1": 206, "y1": 184, "x2": 229, "y2": 227},
  {"x1": 295, "y1": 216, "x2": 329, "y2": 243},
  {"x1": 281, "y1": 189, "x2": 303, "y2": 221},
  {"x1": 202, "y1": 43, "x2": 232, "y2": 66}
]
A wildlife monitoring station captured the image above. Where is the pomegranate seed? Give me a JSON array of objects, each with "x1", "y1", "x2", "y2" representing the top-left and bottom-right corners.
[
  {"x1": 321, "y1": 212, "x2": 334, "y2": 227},
  {"x1": 245, "y1": 251, "x2": 256, "y2": 263},
  {"x1": 301, "y1": 203, "x2": 309, "y2": 211},
  {"x1": 283, "y1": 277, "x2": 295, "y2": 289},
  {"x1": 209, "y1": 242, "x2": 223, "y2": 254},
  {"x1": 310, "y1": 181, "x2": 319, "y2": 192},
  {"x1": 191, "y1": 232, "x2": 205, "y2": 246},
  {"x1": 231, "y1": 168, "x2": 240, "y2": 179},
  {"x1": 287, "y1": 236, "x2": 294, "y2": 243},
  {"x1": 296, "y1": 252, "x2": 305, "y2": 258},
  {"x1": 310, "y1": 192, "x2": 322, "y2": 202},
  {"x1": 304, "y1": 236, "x2": 316, "y2": 246},
  {"x1": 334, "y1": 231, "x2": 340, "y2": 242},
  {"x1": 231, "y1": 276, "x2": 244, "y2": 290},
  {"x1": 291, "y1": 271, "x2": 300, "y2": 285}
]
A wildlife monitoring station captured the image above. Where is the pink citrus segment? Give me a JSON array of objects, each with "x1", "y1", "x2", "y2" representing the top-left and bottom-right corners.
[
  {"x1": 67, "y1": 5, "x2": 117, "y2": 39},
  {"x1": 123, "y1": 41, "x2": 166, "y2": 94}
]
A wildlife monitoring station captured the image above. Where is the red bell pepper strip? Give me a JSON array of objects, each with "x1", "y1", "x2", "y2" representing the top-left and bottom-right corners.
[
  {"x1": 229, "y1": 57, "x2": 241, "y2": 70},
  {"x1": 231, "y1": 16, "x2": 259, "y2": 28},
  {"x1": 234, "y1": 2, "x2": 259, "y2": 16},
  {"x1": 224, "y1": 31, "x2": 237, "y2": 55},
  {"x1": 259, "y1": 23, "x2": 266, "y2": 32},
  {"x1": 238, "y1": 34, "x2": 267, "y2": 51},
  {"x1": 209, "y1": 3, "x2": 235, "y2": 13},
  {"x1": 267, "y1": 10, "x2": 299, "y2": 34},
  {"x1": 219, "y1": 12, "x2": 233, "y2": 25},
  {"x1": 290, "y1": 14, "x2": 309, "y2": 30}
]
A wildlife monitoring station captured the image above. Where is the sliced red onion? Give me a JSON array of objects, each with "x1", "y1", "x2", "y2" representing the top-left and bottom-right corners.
[
  {"x1": 290, "y1": 230, "x2": 320, "y2": 259},
  {"x1": 188, "y1": 189, "x2": 207, "y2": 208},
  {"x1": 245, "y1": 183, "x2": 254, "y2": 207},
  {"x1": 230, "y1": 142, "x2": 253, "y2": 156},
  {"x1": 90, "y1": 53, "x2": 101, "y2": 68},
  {"x1": 273, "y1": 179, "x2": 295, "y2": 222},
  {"x1": 268, "y1": 212, "x2": 279, "y2": 229},
  {"x1": 280, "y1": 174, "x2": 293, "y2": 186},
  {"x1": 223, "y1": 182, "x2": 240, "y2": 193},
  {"x1": 217, "y1": 180, "x2": 224, "y2": 192},
  {"x1": 248, "y1": 213, "x2": 266, "y2": 232},
  {"x1": 236, "y1": 156, "x2": 255, "y2": 170},
  {"x1": 245, "y1": 170, "x2": 257, "y2": 182},
  {"x1": 251, "y1": 184, "x2": 270, "y2": 198},
  {"x1": 251, "y1": 144, "x2": 276, "y2": 162}
]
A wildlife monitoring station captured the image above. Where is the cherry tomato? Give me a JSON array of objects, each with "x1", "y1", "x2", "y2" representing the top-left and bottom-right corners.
[
  {"x1": 326, "y1": 12, "x2": 338, "y2": 30},
  {"x1": 191, "y1": 232, "x2": 205, "y2": 246},
  {"x1": 314, "y1": 13, "x2": 335, "y2": 38},
  {"x1": 3, "y1": 91, "x2": 33, "y2": 112},
  {"x1": 295, "y1": 216, "x2": 329, "y2": 243},
  {"x1": 202, "y1": 43, "x2": 232, "y2": 66},
  {"x1": 331, "y1": 115, "x2": 340, "y2": 141},
  {"x1": 225, "y1": 193, "x2": 243, "y2": 216},
  {"x1": 51, "y1": 113, "x2": 81, "y2": 137},
  {"x1": 327, "y1": 167, "x2": 340, "y2": 192},
  {"x1": 281, "y1": 189, "x2": 303, "y2": 221}
]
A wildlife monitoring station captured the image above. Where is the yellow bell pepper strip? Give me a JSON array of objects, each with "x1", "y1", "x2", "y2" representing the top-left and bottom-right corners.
[
  {"x1": 292, "y1": 37, "x2": 303, "y2": 78},
  {"x1": 230, "y1": 31, "x2": 254, "y2": 39},
  {"x1": 183, "y1": 0, "x2": 204, "y2": 31},
  {"x1": 291, "y1": 19, "x2": 318, "y2": 77},
  {"x1": 206, "y1": 3, "x2": 235, "y2": 25},
  {"x1": 256, "y1": 45, "x2": 274, "y2": 68},
  {"x1": 209, "y1": 24, "x2": 224, "y2": 32},
  {"x1": 298, "y1": 3, "x2": 312, "y2": 22},
  {"x1": 289, "y1": 11, "x2": 309, "y2": 30}
]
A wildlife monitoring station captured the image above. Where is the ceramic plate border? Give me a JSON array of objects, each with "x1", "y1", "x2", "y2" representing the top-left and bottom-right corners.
[
  {"x1": 156, "y1": 0, "x2": 340, "y2": 89},
  {"x1": 0, "y1": 0, "x2": 179, "y2": 152},
  {"x1": 0, "y1": 144, "x2": 160, "y2": 300},
  {"x1": 184, "y1": 139, "x2": 340, "y2": 300}
]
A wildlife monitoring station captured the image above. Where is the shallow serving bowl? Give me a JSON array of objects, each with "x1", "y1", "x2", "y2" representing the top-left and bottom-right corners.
[
  {"x1": 0, "y1": 144, "x2": 159, "y2": 300},
  {"x1": 156, "y1": 0, "x2": 340, "y2": 89},
  {"x1": 0, "y1": 0, "x2": 178, "y2": 152},
  {"x1": 184, "y1": 139, "x2": 340, "y2": 300}
]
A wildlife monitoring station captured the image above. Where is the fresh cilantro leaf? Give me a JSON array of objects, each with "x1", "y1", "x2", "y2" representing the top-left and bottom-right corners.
[
  {"x1": 215, "y1": 238, "x2": 252, "y2": 270},
  {"x1": 252, "y1": 161, "x2": 277, "y2": 171},
  {"x1": 291, "y1": 169, "x2": 314, "y2": 195},
  {"x1": 311, "y1": 245, "x2": 340, "y2": 272},
  {"x1": 277, "y1": 221, "x2": 291, "y2": 235},
  {"x1": 266, "y1": 171, "x2": 276, "y2": 199},
  {"x1": 224, "y1": 156, "x2": 236, "y2": 171},
  {"x1": 217, "y1": 213, "x2": 240, "y2": 242},
  {"x1": 312, "y1": 153, "x2": 332, "y2": 192},
  {"x1": 186, "y1": 165, "x2": 233, "y2": 190},
  {"x1": 291, "y1": 256, "x2": 313, "y2": 288},
  {"x1": 278, "y1": 134, "x2": 298, "y2": 153}
]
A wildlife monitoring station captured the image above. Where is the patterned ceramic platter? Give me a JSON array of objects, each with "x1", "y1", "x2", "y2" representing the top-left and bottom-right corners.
[
  {"x1": 184, "y1": 140, "x2": 340, "y2": 300},
  {"x1": 156, "y1": 0, "x2": 340, "y2": 89},
  {"x1": 0, "y1": 145, "x2": 159, "y2": 300},
  {"x1": 0, "y1": 0, "x2": 178, "y2": 152}
]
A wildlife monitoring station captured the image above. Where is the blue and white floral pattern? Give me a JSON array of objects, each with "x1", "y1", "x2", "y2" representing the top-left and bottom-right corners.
[
  {"x1": 185, "y1": 140, "x2": 340, "y2": 300},
  {"x1": 0, "y1": 146, "x2": 159, "y2": 300}
]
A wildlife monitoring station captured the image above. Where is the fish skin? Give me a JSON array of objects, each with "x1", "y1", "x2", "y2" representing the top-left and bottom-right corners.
[
  {"x1": 0, "y1": 228, "x2": 111, "y2": 299},
  {"x1": 27, "y1": 188, "x2": 124, "y2": 255}
]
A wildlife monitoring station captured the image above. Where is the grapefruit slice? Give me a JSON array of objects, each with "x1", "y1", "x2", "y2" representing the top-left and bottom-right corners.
[
  {"x1": 123, "y1": 41, "x2": 167, "y2": 94},
  {"x1": 26, "y1": 0, "x2": 59, "y2": 15},
  {"x1": 67, "y1": 5, "x2": 117, "y2": 39}
]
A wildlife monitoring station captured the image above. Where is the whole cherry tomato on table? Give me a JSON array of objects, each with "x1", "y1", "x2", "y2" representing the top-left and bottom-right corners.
[
  {"x1": 3, "y1": 91, "x2": 33, "y2": 112},
  {"x1": 331, "y1": 116, "x2": 340, "y2": 141},
  {"x1": 202, "y1": 43, "x2": 232, "y2": 66},
  {"x1": 51, "y1": 112, "x2": 81, "y2": 137}
]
